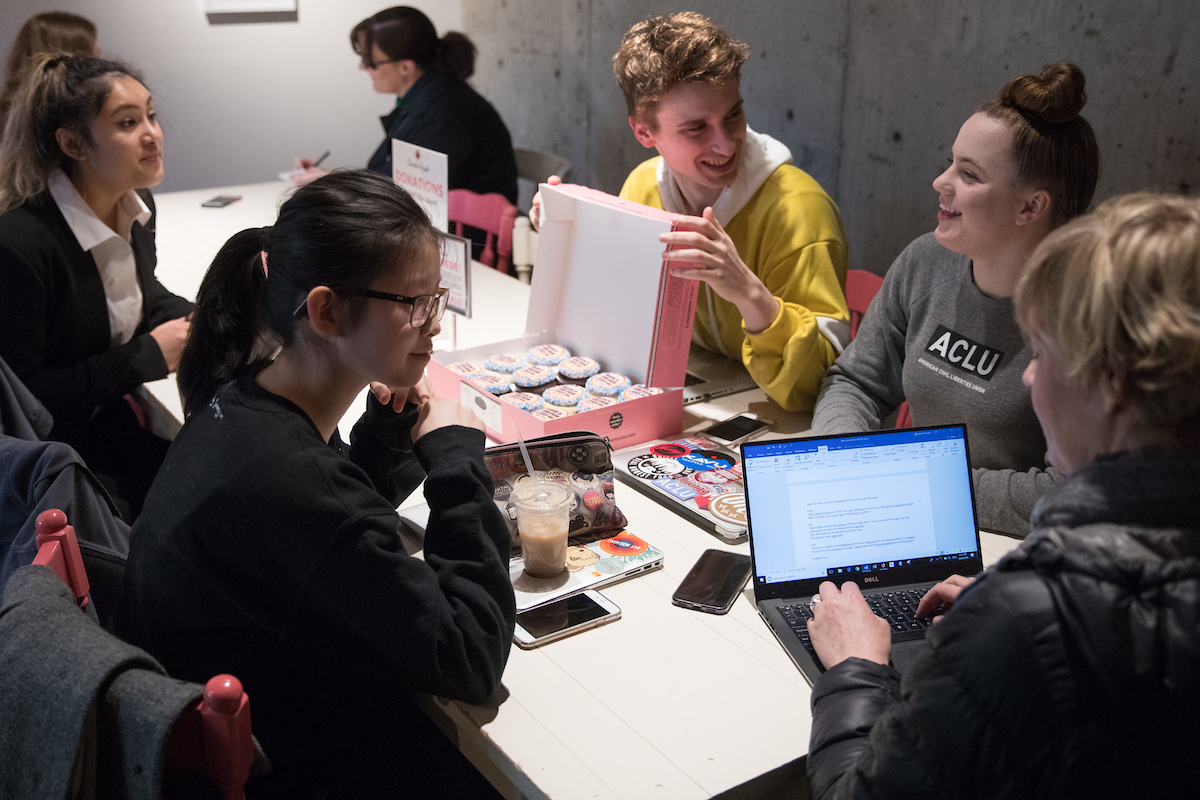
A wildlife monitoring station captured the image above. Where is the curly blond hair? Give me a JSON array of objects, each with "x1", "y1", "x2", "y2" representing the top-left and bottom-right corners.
[
  {"x1": 612, "y1": 12, "x2": 747, "y2": 126},
  {"x1": 1015, "y1": 193, "x2": 1200, "y2": 433}
]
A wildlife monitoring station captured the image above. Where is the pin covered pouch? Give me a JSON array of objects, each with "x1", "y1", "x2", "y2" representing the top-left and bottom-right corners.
[{"x1": 485, "y1": 431, "x2": 628, "y2": 551}]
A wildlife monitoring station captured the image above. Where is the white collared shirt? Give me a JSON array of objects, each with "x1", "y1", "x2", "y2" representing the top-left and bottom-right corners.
[{"x1": 48, "y1": 170, "x2": 150, "y2": 346}]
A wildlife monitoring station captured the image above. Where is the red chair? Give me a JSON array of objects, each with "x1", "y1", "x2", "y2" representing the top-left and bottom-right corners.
[
  {"x1": 33, "y1": 509, "x2": 256, "y2": 800},
  {"x1": 844, "y1": 269, "x2": 912, "y2": 428},
  {"x1": 448, "y1": 189, "x2": 517, "y2": 273}
]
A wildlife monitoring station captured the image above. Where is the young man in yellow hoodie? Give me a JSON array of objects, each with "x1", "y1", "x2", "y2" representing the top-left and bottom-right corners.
[{"x1": 614, "y1": 12, "x2": 849, "y2": 412}]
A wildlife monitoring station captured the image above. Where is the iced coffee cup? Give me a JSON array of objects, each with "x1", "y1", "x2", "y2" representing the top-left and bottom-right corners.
[{"x1": 512, "y1": 481, "x2": 572, "y2": 578}]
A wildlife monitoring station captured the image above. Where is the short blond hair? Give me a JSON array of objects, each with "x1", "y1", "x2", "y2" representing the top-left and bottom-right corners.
[
  {"x1": 1015, "y1": 193, "x2": 1200, "y2": 433},
  {"x1": 612, "y1": 12, "x2": 747, "y2": 126}
]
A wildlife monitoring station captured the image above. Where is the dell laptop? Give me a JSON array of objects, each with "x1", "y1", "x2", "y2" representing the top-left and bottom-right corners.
[{"x1": 741, "y1": 425, "x2": 985, "y2": 685}]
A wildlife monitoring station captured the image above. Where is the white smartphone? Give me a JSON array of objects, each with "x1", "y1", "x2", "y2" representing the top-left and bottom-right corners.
[
  {"x1": 699, "y1": 412, "x2": 774, "y2": 448},
  {"x1": 513, "y1": 590, "x2": 621, "y2": 649}
]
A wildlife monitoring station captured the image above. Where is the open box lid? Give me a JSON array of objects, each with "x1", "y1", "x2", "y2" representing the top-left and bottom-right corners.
[{"x1": 529, "y1": 183, "x2": 698, "y2": 389}]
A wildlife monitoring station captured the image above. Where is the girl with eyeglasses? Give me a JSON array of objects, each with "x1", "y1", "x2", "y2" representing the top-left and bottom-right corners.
[{"x1": 121, "y1": 170, "x2": 515, "y2": 799}]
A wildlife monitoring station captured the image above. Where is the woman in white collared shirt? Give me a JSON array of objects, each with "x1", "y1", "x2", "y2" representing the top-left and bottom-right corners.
[{"x1": 0, "y1": 54, "x2": 191, "y2": 519}]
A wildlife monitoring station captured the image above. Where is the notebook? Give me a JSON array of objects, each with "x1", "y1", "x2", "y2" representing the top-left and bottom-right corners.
[{"x1": 741, "y1": 425, "x2": 984, "y2": 685}]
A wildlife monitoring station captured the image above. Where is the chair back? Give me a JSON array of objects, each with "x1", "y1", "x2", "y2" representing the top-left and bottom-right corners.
[
  {"x1": 448, "y1": 189, "x2": 518, "y2": 273},
  {"x1": 31, "y1": 508, "x2": 256, "y2": 800},
  {"x1": 842, "y1": 270, "x2": 912, "y2": 429}
]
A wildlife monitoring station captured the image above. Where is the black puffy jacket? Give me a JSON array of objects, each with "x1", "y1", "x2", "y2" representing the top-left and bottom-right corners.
[{"x1": 806, "y1": 448, "x2": 1200, "y2": 799}]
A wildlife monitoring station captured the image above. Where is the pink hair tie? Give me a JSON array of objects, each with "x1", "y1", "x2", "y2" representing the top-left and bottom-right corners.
[{"x1": 260, "y1": 251, "x2": 269, "y2": 278}]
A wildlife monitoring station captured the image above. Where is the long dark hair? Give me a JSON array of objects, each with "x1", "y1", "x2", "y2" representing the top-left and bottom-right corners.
[
  {"x1": 0, "y1": 53, "x2": 144, "y2": 212},
  {"x1": 350, "y1": 6, "x2": 476, "y2": 81},
  {"x1": 979, "y1": 62, "x2": 1101, "y2": 229},
  {"x1": 178, "y1": 170, "x2": 439, "y2": 418}
]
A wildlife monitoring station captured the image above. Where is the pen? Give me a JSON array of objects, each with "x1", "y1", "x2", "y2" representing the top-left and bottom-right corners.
[{"x1": 312, "y1": 150, "x2": 331, "y2": 168}]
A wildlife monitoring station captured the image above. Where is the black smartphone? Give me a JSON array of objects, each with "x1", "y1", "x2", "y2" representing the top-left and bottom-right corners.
[
  {"x1": 672, "y1": 549, "x2": 753, "y2": 614},
  {"x1": 201, "y1": 195, "x2": 242, "y2": 208},
  {"x1": 699, "y1": 413, "x2": 774, "y2": 448}
]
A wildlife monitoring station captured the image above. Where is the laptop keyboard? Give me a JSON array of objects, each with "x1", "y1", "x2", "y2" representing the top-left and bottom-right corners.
[{"x1": 779, "y1": 588, "x2": 934, "y2": 652}]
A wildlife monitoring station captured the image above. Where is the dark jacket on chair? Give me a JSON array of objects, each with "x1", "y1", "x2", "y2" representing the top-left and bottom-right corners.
[
  {"x1": 806, "y1": 448, "x2": 1200, "y2": 799},
  {"x1": 0, "y1": 190, "x2": 192, "y2": 446},
  {"x1": 367, "y1": 70, "x2": 518, "y2": 205}
]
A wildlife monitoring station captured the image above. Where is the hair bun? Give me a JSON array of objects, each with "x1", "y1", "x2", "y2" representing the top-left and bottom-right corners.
[{"x1": 998, "y1": 62, "x2": 1087, "y2": 123}]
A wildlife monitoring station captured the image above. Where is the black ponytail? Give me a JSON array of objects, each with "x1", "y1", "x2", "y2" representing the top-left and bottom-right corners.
[
  {"x1": 178, "y1": 170, "x2": 438, "y2": 418},
  {"x1": 350, "y1": 6, "x2": 476, "y2": 80}
]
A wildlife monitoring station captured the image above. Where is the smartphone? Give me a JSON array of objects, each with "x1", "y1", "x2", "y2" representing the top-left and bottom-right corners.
[
  {"x1": 699, "y1": 413, "x2": 774, "y2": 448},
  {"x1": 201, "y1": 195, "x2": 242, "y2": 208},
  {"x1": 513, "y1": 590, "x2": 621, "y2": 649},
  {"x1": 671, "y1": 549, "x2": 752, "y2": 615}
]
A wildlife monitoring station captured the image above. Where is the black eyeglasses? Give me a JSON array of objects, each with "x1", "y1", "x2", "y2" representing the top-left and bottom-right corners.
[{"x1": 359, "y1": 287, "x2": 449, "y2": 326}]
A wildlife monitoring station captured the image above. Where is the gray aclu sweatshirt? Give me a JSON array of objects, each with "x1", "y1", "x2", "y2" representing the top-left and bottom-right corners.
[{"x1": 811, "y1": 233, "x2": 1062, "y2": 536}]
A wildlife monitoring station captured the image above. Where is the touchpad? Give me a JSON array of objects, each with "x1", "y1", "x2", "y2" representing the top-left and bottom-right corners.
[{"x1": 889, "y1": 639, "x2": 932, "y2": 676}]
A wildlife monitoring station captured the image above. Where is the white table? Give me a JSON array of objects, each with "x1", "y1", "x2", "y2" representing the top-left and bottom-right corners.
[{"x1": 150, "y1": 181, "x2": 1023, "y2": 800}]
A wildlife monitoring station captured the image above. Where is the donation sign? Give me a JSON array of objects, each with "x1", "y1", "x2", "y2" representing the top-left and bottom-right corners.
[
  {"x1": 440, "y1": 233, "x2": 472, "y2": 318},
  {"x1": 391, "y1": 139, "x2": 448, "y2": 232}
]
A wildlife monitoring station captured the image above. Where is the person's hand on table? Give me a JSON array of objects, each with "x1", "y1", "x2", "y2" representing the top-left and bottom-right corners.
[
  {"x1": 658, "y1": 207, "x2": 781, "y2": 333},
  {"x1": 528, "y1": 174, "x2": 562, "y2": 231},
  {"x1": 806, "y1": 580, "x2": 891, "y2": 669},
  {"x1": 915, "y1": 574, "x2": 976, "y2": 623},
  {"x1": 150, "y1": 315, "x2": 191, "y2": 373}
]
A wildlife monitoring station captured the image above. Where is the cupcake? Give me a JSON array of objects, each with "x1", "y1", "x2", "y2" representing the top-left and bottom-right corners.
[
  {"x1": 499, "y1": 391, "x2": 544, "y2": 412},
  {"x1": 509, "y1": 364, "x2": 557, "y2": 394},
  {"x1": 620, "y1": 384, "x2": 664, "y2": 402},
  {"x1": 447, "y1": 361, "x2": 483, "y2": 378},
  {"x1": 556, "y1": 356, "x2": 601, "y2": 386},
  {"x1": 483, "y1": 353, "x2": 524, "y2": 374},
  {"x1": 531, "y1": 405, "x2": 574, "y2": 421},
  {"x1": 526, "y1": 344, "x2": 571, "y2": 366},
  {"x1": 585, "y1": 372, "x2": 632, "y2": 397},
  {"x1": 577, "y1": 395, "x2": 619, "y2": 412},
  {"x1": 542, "y1": 384, "x2": 586, "y2": 407},
  {"x1": 469, "y1": 373, "x2": 510, "y2": 396}
]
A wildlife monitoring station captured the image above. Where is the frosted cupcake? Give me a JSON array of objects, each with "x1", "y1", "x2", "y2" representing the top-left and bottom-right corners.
[
  {"x1": 526, "y1": 344, "x2": 571, "y2": 366},
  {"x1": 620, "y1": 384, "x2": 664, "y2": 402},
  {"x1": 556, "y1": 356, "x2": 601, "y2": 386},
  {"x1": 585, "y1": 372, "x2": 632, "y2": 397},
  {"x1": 469, "y1": 373, "x2": 510, "y2": 396},
  {"x1": 577, "y1": 395, "x2": 619, "y2": 412},
  {"x1": 483, "y1": 353, "x2": 524, "y2": 374},
  {"x1": 542, "y1": 384, "x2": 586, "y2": 407},
  {"x1": 499, "y1": 391, "x2": 544, "y2": 412},
  {"x1": 447, "y1": 361, "x2": 484, "y2": 378},
  {"x1": 509, "y1": 364, "x2": 557, "y2": 394}
]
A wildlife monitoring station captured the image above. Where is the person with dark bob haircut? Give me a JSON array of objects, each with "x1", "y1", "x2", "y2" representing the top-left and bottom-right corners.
[
  {"x1": 295, "y1": 6, "x2": 517, "y2": 205},
  {"x1": 0, "y1": 11, "x2": 98, "y2": 131},
  {"x1": 0, "y1": 54, "x2": 192, "y2": 520},
  {"x1": 802, "y1": 191, "x2": 1200, "y2": 798},
  {"x1": 811, "y1": 62, "x2": 1102, "y2": 536},
  {"x1": 120, "y1": 170, "x2": 516, "y2": 798}
]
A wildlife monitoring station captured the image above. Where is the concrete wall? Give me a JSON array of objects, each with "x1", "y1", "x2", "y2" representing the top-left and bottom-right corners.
[
  {"x1": 0, "y1": 0, "x2": 463, "y2": 192},
  {"x1": 467, "y1": 0, "x2": 1200, "y2": 274}
]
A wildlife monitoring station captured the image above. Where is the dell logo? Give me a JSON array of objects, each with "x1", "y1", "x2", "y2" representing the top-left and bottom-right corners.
[{"x1": 863, "y1": 576, "x2": 879, "y2": 583}]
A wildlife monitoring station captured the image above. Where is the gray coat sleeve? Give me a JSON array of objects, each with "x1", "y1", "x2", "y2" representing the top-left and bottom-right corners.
[
  {"x1": 971, "y1": 465, "x2": 1064, "y2": 537},
  {"x1": 811, "y1": 248, "x2": 914, "y2": 435}
]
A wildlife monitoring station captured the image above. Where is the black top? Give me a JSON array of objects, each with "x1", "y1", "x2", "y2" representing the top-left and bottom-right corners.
[
  {"x1": 806, "y1": 447, "x2": 1200, "y2": 799},
  {"x1": 120, "y1": 372, "x2": 516, "y2": 798},
  {"x1": 367, "y1": 70, "x2": 518, "y2": 204},
  {"x1": 0, "y1": 190, "x2": 192, "y2": 441}
]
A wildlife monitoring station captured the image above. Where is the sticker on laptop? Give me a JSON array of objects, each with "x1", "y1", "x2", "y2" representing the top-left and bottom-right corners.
[
  {"x1": 626, "y1": 454, "x2": 689, "y2": 480},
  {"x1": 708, "y1": 492, "x2": 748, "y2": 527}
]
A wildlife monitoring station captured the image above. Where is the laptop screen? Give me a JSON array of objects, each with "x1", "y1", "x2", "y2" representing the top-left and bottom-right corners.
[{"x1": 742, "y1": 426, "x2": 982, "y2": 597}]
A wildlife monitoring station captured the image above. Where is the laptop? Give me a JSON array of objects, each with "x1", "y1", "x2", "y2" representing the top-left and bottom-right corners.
[
  {"x1": 741, "y1": 425, "x2": 984, "y2": 685},
  {"x1": 682, "y1": 346, "x2": 757, "y2": 405}
]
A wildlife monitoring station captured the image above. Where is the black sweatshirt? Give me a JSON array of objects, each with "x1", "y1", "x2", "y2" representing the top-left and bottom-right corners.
[{"x1": 121, "y1": 372, "x2": 515, "y2": 798}]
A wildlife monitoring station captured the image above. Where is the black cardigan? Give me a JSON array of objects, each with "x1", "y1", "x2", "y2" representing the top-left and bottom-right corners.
[
  {"x1": 367, "y1": 70, "x2": 518, "y2": 204},
  {"x1": 0, "y1": 189, "x2": 192, "y2": 439}
]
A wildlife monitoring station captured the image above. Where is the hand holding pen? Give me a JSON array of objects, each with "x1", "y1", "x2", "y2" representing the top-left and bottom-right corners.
[{"x1": 290, "y1": 150, "x2": 330, "y2": 185}]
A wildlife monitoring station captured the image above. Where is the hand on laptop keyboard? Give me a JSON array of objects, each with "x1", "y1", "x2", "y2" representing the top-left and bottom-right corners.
[
  {"x1": 794, "y1": 581, "x2": 893, "y2": 668},
  {"x1": 915, "y1": 575, "x2": 976, "y2": 621}
]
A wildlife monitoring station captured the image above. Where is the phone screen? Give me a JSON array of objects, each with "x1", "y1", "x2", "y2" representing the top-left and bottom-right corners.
[
  {"x1": 516, "y1": 593, "x2": 611, "y2": 638},
  {"x1": 201, "y1": 195, "x2": 242, "y2": 208},
  {"x1": 672, "y1": 550, "x2": 752, "y2": 611},
  {"x1": 704, "y1": 415, "x2": 769, "y2": 442}
]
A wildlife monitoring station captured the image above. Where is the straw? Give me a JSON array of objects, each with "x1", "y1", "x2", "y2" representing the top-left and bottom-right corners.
[{"x1": 513, "y1": 417, "x2": 537, "y2": 481}]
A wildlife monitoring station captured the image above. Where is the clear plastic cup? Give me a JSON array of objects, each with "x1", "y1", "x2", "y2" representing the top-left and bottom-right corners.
[{"x1": 512, "y1": 481, "x2": 573, "y2": 578}]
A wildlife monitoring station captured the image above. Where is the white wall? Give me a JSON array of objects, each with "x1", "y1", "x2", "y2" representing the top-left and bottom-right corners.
[{"x1": 0, "y1": 0, "x2": 463, "y2": 191}]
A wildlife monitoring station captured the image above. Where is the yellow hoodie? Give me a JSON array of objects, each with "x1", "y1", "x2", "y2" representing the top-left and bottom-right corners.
[{"x1": 619, "y1": 147, "x2": 849, "y2": 412}]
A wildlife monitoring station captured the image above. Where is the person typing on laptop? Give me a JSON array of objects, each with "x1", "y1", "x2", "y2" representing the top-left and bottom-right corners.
[{"x1": 803, "y1": 194, "x2": 1200, "y2": 799}]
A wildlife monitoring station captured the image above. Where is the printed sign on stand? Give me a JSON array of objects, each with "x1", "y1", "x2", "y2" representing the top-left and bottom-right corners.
[
  {"x1": 391, "y1": 139, "x2": 448, "y2": 232},
  {"x1": 440, "y1": 233, "x2": 472, "y2": 318}
]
